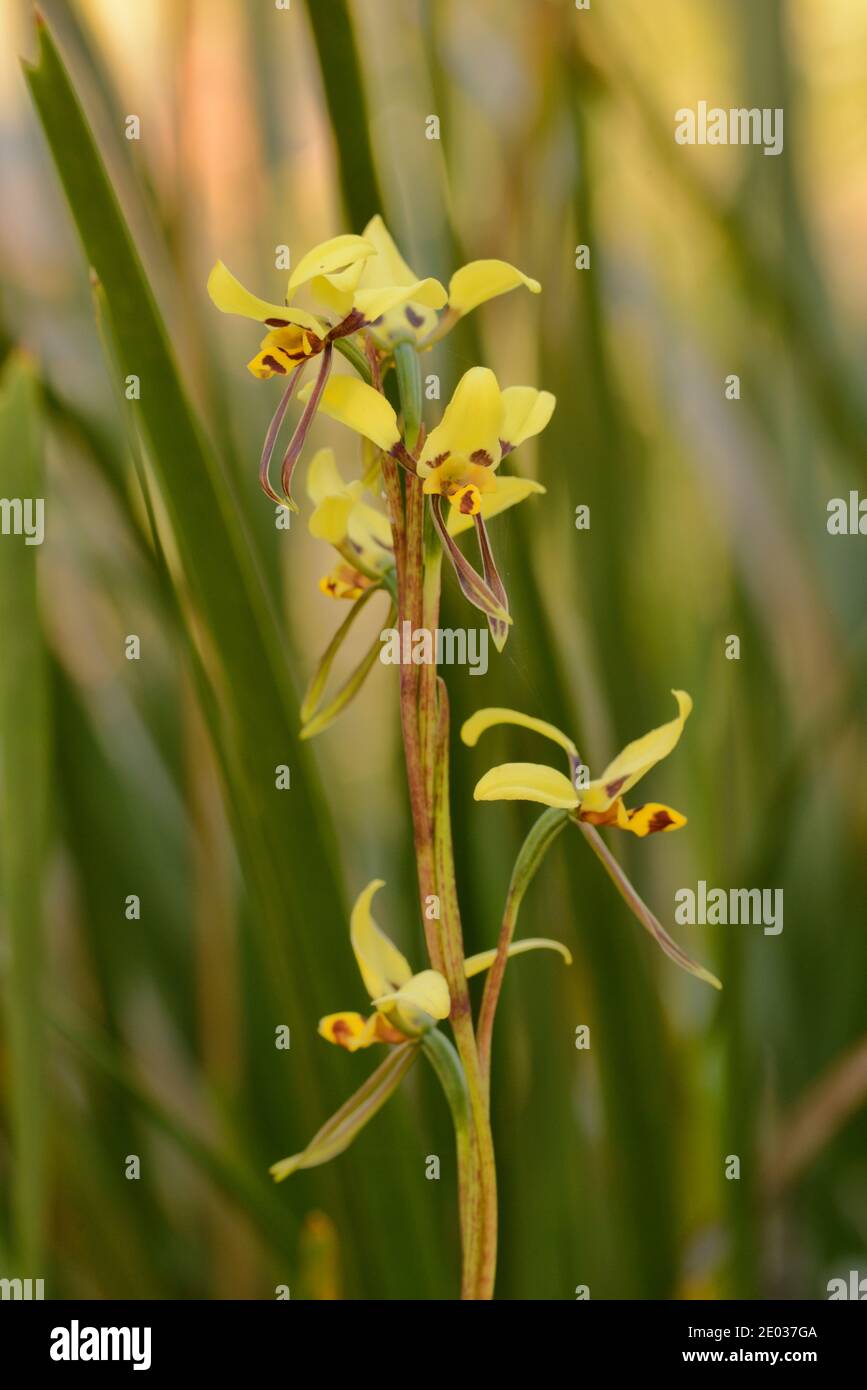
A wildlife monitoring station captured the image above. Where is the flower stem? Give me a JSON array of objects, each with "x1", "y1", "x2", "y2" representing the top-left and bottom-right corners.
[
  {"x1": 420, "y1": 1028, "x2": 477, "y2": 1295},
  {"x1": 477, "y1": 808, "x2": 571, "y2": 1104},
  {"x1": 389, "y1": 341, "x2": 497, "y2": 1298},
  {"x1": 433, "y1": 679, "x2": 498, "y2": 1299}
]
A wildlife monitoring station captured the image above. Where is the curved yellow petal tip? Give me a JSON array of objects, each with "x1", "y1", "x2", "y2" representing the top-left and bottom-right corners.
[
  {"x1": 580, "y1": 688, "x2": 694, "y2": 813},
  {"x1": 447, "y1": 260, "x2": 541, "y2": 317},
  {"x1": 349, "y1": 879, "x2": 413, "y2": 1000},
  {"x1": 460, "y1": 707, "x2": 577, "y2": 757},
  {"x1": 463, "y1": 937, "x2": 573, "y2": 978}
]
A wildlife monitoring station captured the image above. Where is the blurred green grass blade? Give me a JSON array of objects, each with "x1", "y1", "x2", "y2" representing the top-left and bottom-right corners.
[
  {"x1": 0, "y1": 351, "x2": 51, "y2": 1270},
  {"x1": 52, "y1": 1013, "x2": 299, "y2": 1267},
  {"x1": 23, "y1": 16, "x2": 347, "y2": 1043},
  {"x1": 24, "y1": 19, "x2": 450, "y2": 1296},
  {"x1": 304, "y1": 0, "x2": 383, "y2": 226}
]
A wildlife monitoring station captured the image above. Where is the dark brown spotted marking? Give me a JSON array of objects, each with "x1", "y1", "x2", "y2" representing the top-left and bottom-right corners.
[
  {"x1": 470, "y1": 449, "x2": 494, "y2": 466},
  {"x1": 459, "y1": 490, "x2": 478, "y2": 514},
  {"x1": 264, "y1": 317, "x2": 291, "y2": 327},
  {"x1": 261, "y1": 354, "x2": 287, "y2": 375},
  {"x1": 405, "y1": 305, "x2": 424, "y2": 328},
  {"x1": 605, "y1": 774, "x2": 628, "y2": 798},
  {"x1": 646, "y1": 808, "x2": 674, "y2": 834}
]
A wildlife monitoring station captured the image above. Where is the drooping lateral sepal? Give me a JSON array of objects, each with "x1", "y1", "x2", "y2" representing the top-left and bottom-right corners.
[
  {"x1": 300, "y1": 588, "x2": 395, "y2": 741},
  {"x1": 269, "y1": 1044, "x2": 418, "y2": 1181},
  {"x1": 576, "y1": 818, "x2": 721, "y2": 990}
]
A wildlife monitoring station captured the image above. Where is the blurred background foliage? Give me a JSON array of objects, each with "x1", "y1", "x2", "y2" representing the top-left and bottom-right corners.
[{"x1": 0, "y1": 0, "x2": 865, "y2": 1299}]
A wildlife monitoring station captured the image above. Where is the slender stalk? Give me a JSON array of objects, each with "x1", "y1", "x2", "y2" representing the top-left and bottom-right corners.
[
  {"x1": 386, "y1": 338, "x2": 496, "y2": 1297},
  {"x1": 477, "y1": 809, "x2": 571, "y2": 1104},
  {"x1": 420, "y1": 540, "x2": 443, "y2": 823},
  {"x1": 421, "y1": 1029, "x2": 477, "y2": 1296},
  {"x1": 433, "y1": 680, "x2": 498, "y2": 1299}
]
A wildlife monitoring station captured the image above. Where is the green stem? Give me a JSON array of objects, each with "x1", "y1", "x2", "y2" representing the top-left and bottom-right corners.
[
  {"x1": 420, "y1": 540, "x2": 443, "y2": 829},
  {"x1": 477, "y1": 809, "x2": 571, "y2": 1106},
  {"x1": 394, "y1": 340, "x2": 423, "y2": 452},
  {"x1": 391, "y1": 344, "x2": 496, "y2": 1298},
  {"x1": 421, "y1": 1029, "x2": 477, "y2": 1296},
  {"x1": 333, "y1": 335, "x2": 372, "y2": 384},
  {"x1": 433, "y1": 680, "x2": 498, "y2": 1299}
]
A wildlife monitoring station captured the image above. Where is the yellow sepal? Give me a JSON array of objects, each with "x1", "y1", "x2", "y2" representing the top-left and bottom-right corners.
[
  {"x1": 418, "y1": 367, "x2": 502, "y2": 476},
  {"x1": 349, "y1": 879, "x2": 412, "y2": 1000},
  {"x1": 461, "y1": 707, "x2": 578, "y2": 758},
  {"x1": 473, "y1": 761, "x2": 579, "y2": 808},
  {"x1": 447, "y1": 259, "x2": 541, "y2": 317},
  {"x1": 579, "y1": 690, "x2": 693, "y2": 813},
  {"x1": 207, "y1": 260, "x2": 324, "y2": 332},
  {"x1": 299, "y1": 376, "x2": 401, "y2": 452}
]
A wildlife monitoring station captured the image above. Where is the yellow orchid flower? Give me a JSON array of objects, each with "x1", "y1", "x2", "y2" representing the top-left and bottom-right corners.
[
  {"x1": 306, "y1": 448, "x2": 545, "y2": 597},
  {"x1": 208, "y1": 235, "x2": 373, "y2": 376},
  {"x1": 298, "y1": 365, "x2": 554, "y2": 649},
  {"x1": 462, "y1": 694, "x2": 722, "y2": 991},
  {"x1": 416, "y1": 367, "x2": 554, "y2": 513},
  {"x1": 342, "y1": 216, "x2": 541, "y2": 349},
  {"x1": 306, "y1": 448, "x2": 394, "y2": 598},
  {"x1": 321, "y1": 879, "x2": 571, "y2": 1052},
  {"x1": 462, "y1": 691, "x2": 693, "y2": 837},
  {"x1": 208, "y1": 234, "x2": 447, "y2": 509}
]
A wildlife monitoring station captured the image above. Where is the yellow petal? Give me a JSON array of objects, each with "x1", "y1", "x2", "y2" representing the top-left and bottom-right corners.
[
  {"x1": 461, "y1": 707, "x2": 577, "y2": 758},
  {"x1": 309, "y1": 492, "x2": 355, "y2": 545},
  {"x1": 207, "y1": 261, "x2": 324, "y2": 332},
  {"x1": 361, "y1": 215, "x2": 419, "y2": 286},
  {"x1": 580, "y1": 690, "x2": 693, "y2": 813},
  {"x1": 298, "y1": 375, "x2": 401, "y2": 452},
  {"x1": 419, "y1": 367, "x2": 502, "y2": 474},
  {"x1": 448, "y1": 476, "x2": 545, "y2": 536},
  {"x1": 616, "y1": 802, "x2": 688, "y2": 838},
  {"x1": 353, "y1": 278, "x2": 447, "y2": 324},
  {"x1": 349, "y1": 879, "x2": 412, "y2": 1000},
  {"x1": 347, "y1": 495, "x2": 393, "y2": 556},
  {"x1": 306, "y1": 447, "x2": 346, "y2": 505},
  {"x1": 463, "y1": 937, "x2": 573, "y2": 978},
  {"x1": 373, "y1": 969, "x2": 451, "y2": 1024},
  {"x1": 287, "y1": 234, "x2": 374, "y2": 295},
  {"x1": 447, "y1": 259, "x2": 541, "y2": 317},
  {"x1": 499, "y1": 387, "x2": 557, "y2": 450},
  {"x1": 473, "y1": 762, "x2": 579, "y2": 808}
]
